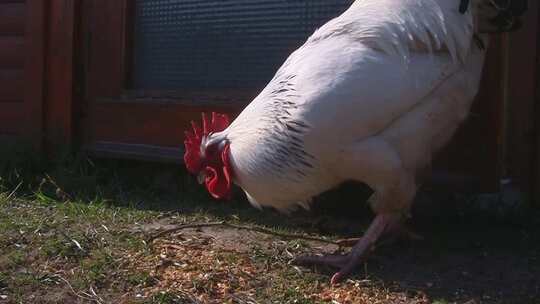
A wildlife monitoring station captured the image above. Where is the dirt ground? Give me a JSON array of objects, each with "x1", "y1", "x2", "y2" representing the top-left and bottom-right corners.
[{"x1": 136, "y1": 202, "x2": 540, "y2": 304}]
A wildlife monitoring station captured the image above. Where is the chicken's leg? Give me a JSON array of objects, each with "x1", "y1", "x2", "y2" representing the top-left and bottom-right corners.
[
  {"x1": 336, "y1": 221, "x2": 423, "y2": 247},
  {"x1": 293, "y1": 138, "x2": 419, "y2": 284},
  {"x1": 293, "y1": 213, "x2": 403, "y2": 284}
]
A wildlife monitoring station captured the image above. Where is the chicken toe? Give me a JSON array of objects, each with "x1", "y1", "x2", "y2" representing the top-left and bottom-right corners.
[{"x1": 294, "y1": 213, "x2": 406, "y2": 284}]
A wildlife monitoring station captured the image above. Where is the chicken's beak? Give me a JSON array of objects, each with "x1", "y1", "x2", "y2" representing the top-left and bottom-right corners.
[{"x1": 197, "y1": 171, "x2": 206, "y2": 184}]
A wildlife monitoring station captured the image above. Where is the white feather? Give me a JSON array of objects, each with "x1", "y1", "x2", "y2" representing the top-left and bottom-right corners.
[{"x1": 216, "y1": 0, "x2": 488, "y2": 212}]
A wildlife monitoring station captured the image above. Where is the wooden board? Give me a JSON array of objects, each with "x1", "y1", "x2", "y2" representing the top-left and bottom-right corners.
[
  {"x1": 21, "y1": 0, "x2": 45, "y2": 145},
  {"x1": 84, "y1": 0, "x2": 129, "y2": 100},
  {"x1": 0, "y1": 0, "x2": 45, "y2": 146},
  {"x1": 89, "y1": 101, "x2": 239, "y2": 148},
  {"x1": 504, "y1": 1, "x2": 540, "y2": 200},
  {"x1": 0, "y1": 102, "x2": 26, "y2": 134},
  {"x1": 43, "y1": 0, "x2": 77, "y2": 149},
  {"x1": 0, "y1": 37, "x2": 25, "y2": 68},
  {"x1": 0, "y1": 69, "x2": 23, "y2": 102},
  {"x1": 0, "y1": 2, "x2": 25, "y2": 36}
]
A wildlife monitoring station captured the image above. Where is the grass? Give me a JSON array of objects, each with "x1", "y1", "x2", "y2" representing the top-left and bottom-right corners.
[
  {"x1": 0, "y1": 147, "x2": 539, "y2": 303},
  {"x1": 0, "y1": 192, "x2": 153, "y2": 302}
]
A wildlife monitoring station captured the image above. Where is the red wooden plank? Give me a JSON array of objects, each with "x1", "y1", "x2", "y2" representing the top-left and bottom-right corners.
[
  {"x1": 0, "y1": 69, "x2": 23, "y2": 101},
  {"x1": 86, "y1": 142, "x2": 184, "y2": 163},
  {"x1": 505, "y1": 1, "x2": 539, "y2": 198},
  {"x1": 0, "y1": 102, "x2": 25, "y2": 134},
  {"x1": 0, "y1": 3, "x2": 25, "y2": 35},
  {"x1": 0, "y1": 36, "x2": 24, "y2": 69},
  {"x1": 44, "y1": 0, "x2": 76, "y2": 149},
  {"x1": 22, "y1": 0, "x2": 46, "y2": 145},
  {"x1": 89, "y1": 101, "x2": 239, "y2": 147},
  {"x1": 85, "y1": 0, "x2": 129, "y2": 99}
]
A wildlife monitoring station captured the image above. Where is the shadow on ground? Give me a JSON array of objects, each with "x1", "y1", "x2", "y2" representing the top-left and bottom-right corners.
[
  {"x1": 3, "y1": 156, "x2": 540, "y2": 303},
  {"x1": 173, "y1": 164, "x2": 540, "y2": 304},
  {"x1": 357, "y1": 215, "x2": 539, "y2": 304},
  {"x1": 102, "y1": 161, "x2": 539, "y2": 304}
]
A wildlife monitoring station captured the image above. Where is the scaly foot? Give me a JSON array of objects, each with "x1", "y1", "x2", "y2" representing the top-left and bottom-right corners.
[{"x1": 293, "y1": 213, "x2": 413, "y2": 284}]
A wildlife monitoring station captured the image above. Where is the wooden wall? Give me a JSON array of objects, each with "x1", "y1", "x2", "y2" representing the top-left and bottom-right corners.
[
  {"x1": 0, "y1": 0, "x2": 46, "y2": 147},
  {"x1": 43, "y1": 0, "x2": 76, "y2": 150},
  {"x1": 0, "y1": 0, "x2": 75, "y2": 151}
]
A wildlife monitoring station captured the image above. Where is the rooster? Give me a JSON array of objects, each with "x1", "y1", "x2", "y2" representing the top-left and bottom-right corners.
[{"x1": 183, "y1": 0, "x2": 526, "y2": 284}]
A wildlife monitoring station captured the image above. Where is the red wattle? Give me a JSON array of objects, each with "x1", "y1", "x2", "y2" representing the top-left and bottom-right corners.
[{"x1": 205, "y1": 144, "x2": 233, "y2": 200}]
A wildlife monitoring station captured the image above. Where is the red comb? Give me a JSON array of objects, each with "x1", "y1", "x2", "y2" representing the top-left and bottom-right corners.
[{"x1": 184, "y1": 112, "x2": 230, "y2": 174}]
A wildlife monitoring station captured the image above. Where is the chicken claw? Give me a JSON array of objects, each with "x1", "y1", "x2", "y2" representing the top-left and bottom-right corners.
[{"x1": 293, "y1": 213, "x2": 408, "y2": 284}]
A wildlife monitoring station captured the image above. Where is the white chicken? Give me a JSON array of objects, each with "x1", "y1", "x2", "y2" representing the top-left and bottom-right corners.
[{"x1": 184, "y1": 0, "x2": 526, "y2": 284}]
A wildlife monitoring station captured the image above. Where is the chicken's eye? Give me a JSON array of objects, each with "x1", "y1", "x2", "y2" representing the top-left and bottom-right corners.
[{"x1": 204, "y1": 143, "x2": 219, "y2": 158}]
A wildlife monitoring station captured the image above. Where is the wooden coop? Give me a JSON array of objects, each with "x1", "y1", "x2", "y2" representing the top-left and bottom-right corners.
[{"x1": 0, "y1": 0, "x2": 539, "y2": 203}]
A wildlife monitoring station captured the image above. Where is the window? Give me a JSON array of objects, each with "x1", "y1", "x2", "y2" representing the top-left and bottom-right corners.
[{"x1": 132, "y1": 0, "x2": 354, "y2": 90}]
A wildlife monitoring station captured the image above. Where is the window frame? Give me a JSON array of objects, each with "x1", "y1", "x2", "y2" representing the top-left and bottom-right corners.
[
  {"x1": 80, "y1": 0, "x2": 248, "y2": 162},
  {"x1": 83, "y1": 0, "x2": 261, "y2": 106}
]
